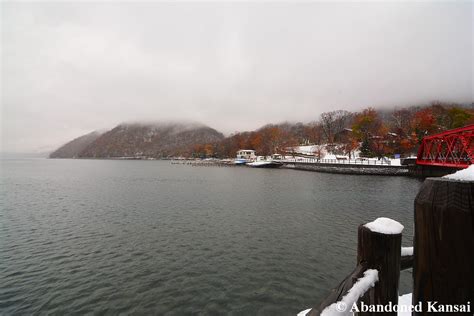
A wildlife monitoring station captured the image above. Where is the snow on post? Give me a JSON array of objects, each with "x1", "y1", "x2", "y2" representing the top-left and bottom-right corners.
[
  {"x1": 320, "y1": 269, "x2": 379, "y2": 316},
  {"x1": 357, "y1": 219, "x2": 402, "y2": 316},
  {"x1": 443, "y1": 164, "x2": 474, "y2": 181},
  {"x1": 401, "y1": 247, "x2": 413, "y2": 257},
  {"x1": 297, "y1": 308, "x2": 312, "y2": 316},
  {"x1": 364, "y1": 217, "x2": 404, "y2": 235},
  {"x1": 400, "y1": 246, "x2": 414, "y2": 270},
  {"x1": 304, "y1": 218, "x2": 403, "y2": 316}
]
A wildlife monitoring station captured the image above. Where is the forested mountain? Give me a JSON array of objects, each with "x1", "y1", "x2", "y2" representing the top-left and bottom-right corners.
[
  {"x1": 49, "y1": 131, "x2": 102, "y2": 158},
  {"x1": 50, "y1": 122, "x2": 224, "y2": 159},
  {"x1": 51, "y1": 102, "x2": 474, "y2": 159}
]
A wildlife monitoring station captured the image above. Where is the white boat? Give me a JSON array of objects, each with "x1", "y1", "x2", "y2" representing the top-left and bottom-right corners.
[
  {"x1": 234, "y1": 149, "x2": 257, "y2": 165},
  {"x1": 234, "y1": 159, "x2": 249, "y2": 165},
  {"x1": 246, "y1": 156, "x2": 283, "y2": 168}
]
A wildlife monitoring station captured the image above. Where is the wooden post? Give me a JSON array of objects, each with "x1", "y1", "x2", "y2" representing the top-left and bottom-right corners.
[
  {"x1": 413, "y1": 178, "x2": 474, "y2": 315},
  {"x1": 307, "y1": 218, "x2": 402, "y2": 316},
  {"x1": 356, "y1": 220, "x2": 402, "y2": 316},
  {"x1": 400, "y1": 254, "x2": 413, "y2": 271}
]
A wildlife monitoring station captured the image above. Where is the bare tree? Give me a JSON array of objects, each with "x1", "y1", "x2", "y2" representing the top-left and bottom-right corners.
[
  {"x1": 320, "y1": 111, "x2": 336, "y2": 143},
  {"x1": 391, "y1": 108, "x2": 412, "y2": 136},
  {"x1": 320, "y1": 110, "x2": 353, "y2": 144}
]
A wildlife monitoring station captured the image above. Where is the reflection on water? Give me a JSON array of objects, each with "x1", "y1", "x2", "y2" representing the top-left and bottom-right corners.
[{"x1": 0, "y1": 159, "x2": 422, "y2": 315}]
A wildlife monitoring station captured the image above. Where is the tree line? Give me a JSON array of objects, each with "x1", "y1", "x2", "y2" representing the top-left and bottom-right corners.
[{"x1": 192, "y1": 102, "x2": 474, "y2": 159}]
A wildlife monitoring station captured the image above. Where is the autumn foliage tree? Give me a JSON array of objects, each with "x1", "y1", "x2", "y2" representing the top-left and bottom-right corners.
[
  {"x1": 304, "y1": 122, "x2": 324, "y2": 145},
  {"x1": 447, "y1": 107, "x2": 473, "y2": 128},
  {"x1": 411, "y1": 107, "x2": 438, "y2": 142},
  {"x1": 192, "y1": 102, "x2": 473, "y2": 159},
  {"x1": 351, "y1": 108, "x2": 385, "y2": 157}
]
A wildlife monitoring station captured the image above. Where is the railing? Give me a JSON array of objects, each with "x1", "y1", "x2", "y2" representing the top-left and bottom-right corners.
[
  {"x1": 282, "y1": 157, "x2": 392, "y2": 166},
  {"x1": 305, "y1": 218, "x2": 412, "y2": 316},
  {"x1": 305, "y1": 175, "x2": 473, "y2": 316}
]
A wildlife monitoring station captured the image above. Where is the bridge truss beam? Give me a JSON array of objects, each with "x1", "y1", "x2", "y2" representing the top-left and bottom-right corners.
[{"x1": 416, "y1": 124, "x2": 474, "y2": 168}]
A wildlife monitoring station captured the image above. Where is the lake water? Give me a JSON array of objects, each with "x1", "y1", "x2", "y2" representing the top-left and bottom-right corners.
[{"x1": 0, "y1": 159, "x2": 422, "y2": 315}]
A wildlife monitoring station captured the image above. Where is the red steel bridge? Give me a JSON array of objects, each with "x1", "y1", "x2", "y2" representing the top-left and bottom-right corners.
[{"x1": 416, "y1": 124, "x2": 474, "y2": 168}]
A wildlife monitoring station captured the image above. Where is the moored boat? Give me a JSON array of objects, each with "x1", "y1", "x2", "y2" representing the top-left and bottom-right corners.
[
  {"x1": 234, "y1": 149, "x2": 257, "y2": 165},
  {"x1": 234, "y1": 159, "x2": 249, "y2": 165},
  {"x1": 246, "y1": 160, "x2": 283, "y2": 168}
]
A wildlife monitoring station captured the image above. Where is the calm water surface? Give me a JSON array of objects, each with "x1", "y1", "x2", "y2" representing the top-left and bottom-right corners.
[{"x1": 0, "y1": 159, "x2": 422, "y2": 315}]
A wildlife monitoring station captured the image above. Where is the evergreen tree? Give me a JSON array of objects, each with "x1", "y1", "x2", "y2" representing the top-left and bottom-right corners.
[{"x1": 360, "y1": 137, "x2": 372, "y2": 157}]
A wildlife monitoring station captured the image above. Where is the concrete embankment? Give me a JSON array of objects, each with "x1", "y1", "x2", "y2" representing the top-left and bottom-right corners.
[
  {"x1": 408, "y1": 164, "x2": 461, "y2": 177},
  {"x1": 282, "y1": 162, "x2": 410, "y2": 176}
]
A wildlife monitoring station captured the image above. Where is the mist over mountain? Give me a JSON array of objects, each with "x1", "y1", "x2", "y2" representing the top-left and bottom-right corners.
[
  {"x1": 49, "y1": 102, "x2": 474, "y2": 160},
  {"x1": 49, "y1": 131, "x2": 103, "y2": 158},
  {"x1": 50, "y1": 122, "x2": 224, "y2": 159}
]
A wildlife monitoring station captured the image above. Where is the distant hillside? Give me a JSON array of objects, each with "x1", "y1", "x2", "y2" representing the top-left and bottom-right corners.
[
  {"x1": 51, "y1": 122, "x2": 224, "y2": 159},
  {"x1": 51, "y1": 102, "x2": 473, "y2": 159},
  {"x1": 50, "y1": 131, "x2": 102, "y2": 158}
]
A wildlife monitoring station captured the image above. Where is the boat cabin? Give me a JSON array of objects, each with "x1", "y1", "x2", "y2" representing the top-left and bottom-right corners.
[{"x1": 236, "y1": 150, "x2": 256, "y2": 160}]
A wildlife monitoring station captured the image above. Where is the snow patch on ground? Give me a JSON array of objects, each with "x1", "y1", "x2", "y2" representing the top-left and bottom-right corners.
[
  {"x1": 295, "y1": 145, "x2": 321, "y2": 155},
  {"x1": 401, "y1": 247, "x2": 413, "y2": 256},
  {"x1": 390, "y1": 158, "x2": 401, "y2": 166},
  {"x1": 443, "y1": 165, "x2": 474, "y2": 181},
  {"x1": 290, "y1": 146, "x2": 403, "y2": 166},
  {"x1": 320, "y1": 269, "x2": 379, "y2": 316},
  {"x1": 364, "y1": 218, "x2": 404, "y2": 235}
]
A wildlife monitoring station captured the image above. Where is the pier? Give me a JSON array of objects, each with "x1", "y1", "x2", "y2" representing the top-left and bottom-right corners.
[
  {"x1": 281, "y1": 158, "x2": 409, "y2": 176},
  {"x1": 171, "y1": 125, "x2": 474, "y2": 178}
]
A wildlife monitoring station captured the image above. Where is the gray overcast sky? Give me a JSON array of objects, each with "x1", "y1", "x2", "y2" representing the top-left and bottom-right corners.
[{"x1": 1, "y1": 1, "x2": 473, "y2": 153}]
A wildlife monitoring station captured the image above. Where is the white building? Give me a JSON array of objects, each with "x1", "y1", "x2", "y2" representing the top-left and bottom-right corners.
[{"x1": 236, "y1": 149, "x2": 256, "y2": 160}]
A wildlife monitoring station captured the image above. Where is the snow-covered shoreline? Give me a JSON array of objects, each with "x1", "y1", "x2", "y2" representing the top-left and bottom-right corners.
[{"x1": 283, "y1": 161, "x2": 409, "y2": 176}]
